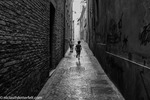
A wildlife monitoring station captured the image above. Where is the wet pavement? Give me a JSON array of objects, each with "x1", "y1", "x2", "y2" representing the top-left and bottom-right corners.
[{"x1": 36, "y1": 42, "x2": 124, "y2": 100}]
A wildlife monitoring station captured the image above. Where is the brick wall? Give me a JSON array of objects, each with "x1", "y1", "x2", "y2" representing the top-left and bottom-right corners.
[
  {"x1": 0, "y1": 0, "x2": 50, "y2": 96},
  {"x1": 51, "y1": 0, "x2": 65, "y2": 69}
]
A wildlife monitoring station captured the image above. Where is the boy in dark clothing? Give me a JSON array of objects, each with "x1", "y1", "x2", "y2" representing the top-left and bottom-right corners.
[{"x1": 75, "y1": 41, "x2": 82, "y2": 59}]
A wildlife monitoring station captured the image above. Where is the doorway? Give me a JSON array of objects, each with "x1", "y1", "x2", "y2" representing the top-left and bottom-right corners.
[{"x1": 50, "y1": 2, "x2": 55, "y2": 68}]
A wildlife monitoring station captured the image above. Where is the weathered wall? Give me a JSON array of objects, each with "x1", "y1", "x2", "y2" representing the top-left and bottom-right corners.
[
  {"x1": 0, "y1": 0, "x2": 65, "y2": 96},
  {"x1": 87, "y1": 0, "x2": 96, "y2": 52},
  {"x1": 105, "y1": 53, "x2": 150, "y2": 100},
  {"x1": 88, "y1": 0, "x2": 150, "y2": 99},
  {"x1": 51, "y1": 0, "x2": 65, "y2": 69},
  {"x1": 65, "y1": 0, "x2": 73, "y2": 52},
  {"x1": 0, "y1": 0, "x2": 50, "y2": 96},
  {"x1": 79, "y1": 3, "x2": 87, "y2": 41},
  {"x1": 95, "y1": 0, "x2": 150, "y2": 65}
]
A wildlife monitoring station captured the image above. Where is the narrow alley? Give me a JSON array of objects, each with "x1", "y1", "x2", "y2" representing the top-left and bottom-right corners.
[
  {"x1": 37, "y1": 41, "x2": 124, "y2": 100},
  {"x1": 0, "y1": 0, "x2": 150, "y2": 100}
]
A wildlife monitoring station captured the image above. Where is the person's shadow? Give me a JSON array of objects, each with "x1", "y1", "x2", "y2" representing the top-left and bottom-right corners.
[
  {"x1": 76, "y1": 61, "x2": 85, "y2": 73},
  {"x1": 76, "y1": 61, "x2": 81, "y2": 66}
]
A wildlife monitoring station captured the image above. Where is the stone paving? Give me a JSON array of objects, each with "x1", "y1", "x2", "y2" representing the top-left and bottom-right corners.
[{"x1": 36, "y1": 42, "x2": 124, "y2": 100}]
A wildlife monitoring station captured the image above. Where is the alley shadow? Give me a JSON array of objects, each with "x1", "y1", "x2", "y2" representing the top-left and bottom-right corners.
[
  {"x1": 76, "y1": 61, "x2": 85, "y2": 73},
  {"x1": 76, "y1": 61, "x2": 81, "y2": 66}
]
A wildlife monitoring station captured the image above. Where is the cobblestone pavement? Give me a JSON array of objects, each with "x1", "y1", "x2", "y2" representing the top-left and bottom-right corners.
[{"x1": 36, "y1": 42, "x2": 124, "y2": 100}]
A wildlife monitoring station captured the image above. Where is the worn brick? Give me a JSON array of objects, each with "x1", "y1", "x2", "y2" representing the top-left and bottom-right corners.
[
  {"x1": 51, "y1": 0, "x2": 65, "y2": 69},
  {"x1": 0, "y1": 0, "x2": 50, "y2": 96}
]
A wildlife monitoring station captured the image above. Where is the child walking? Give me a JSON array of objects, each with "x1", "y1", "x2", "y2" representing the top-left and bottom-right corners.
[{"x1": 75, "y1": 41, "x2": 82, "y2": 61}]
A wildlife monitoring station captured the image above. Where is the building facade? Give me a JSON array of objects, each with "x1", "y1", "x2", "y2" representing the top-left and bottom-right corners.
[
  {"x1": 78, "y1": 0, "x2": 88, "y2": 41},
  {"x1": 0, "y1": 0, "x2": 68, "y2": 96},
  {"x1": 87, "y1": 0, "x2": 150, "y2": 100},
  {"x1": 0, "y1": 0, "x2": 51, "y2": 96},
  {"x1": 50, "y1": 0, "x2": 66, "y2": 70},
  {"x1": 65, "y1": 0, "x2": 73, "y2": 52}
]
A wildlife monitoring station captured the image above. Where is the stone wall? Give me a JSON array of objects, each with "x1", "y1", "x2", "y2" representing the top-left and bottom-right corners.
[
  {"x1": 105, "y1": 52, "x2": 150, "y2": 100},
  {"x1": 88, "y1": 0, "x2": 150, "y2": 99},
  {"x1": 0, "y1": 0, "x2": 50, "y2": 96},
  {"x1": 87, "y1": 0, "x2": 95, "y2": 52},
  {"x1": 51, "y1": 0, "x2": 65, "y2": 69},
  {"x1": 94, "y1": 0, "x2": 150, "y2": 66},
  {"x1": 65, "y1": 0, "x2": 73, "y2": 53},
  {"x1": 95, "y1": 44, "x2": 150, "y2": 100}
]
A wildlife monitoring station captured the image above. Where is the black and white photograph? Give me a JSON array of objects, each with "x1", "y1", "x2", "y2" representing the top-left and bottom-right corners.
[{"x1": 0, "y1": 0, "x2": 150, "y2": 100}]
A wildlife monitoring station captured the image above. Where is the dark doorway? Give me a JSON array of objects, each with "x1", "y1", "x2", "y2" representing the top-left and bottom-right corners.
[{"x1": 50, "y1": 2, "x2": 55, "y2": 69}]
